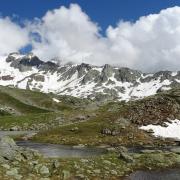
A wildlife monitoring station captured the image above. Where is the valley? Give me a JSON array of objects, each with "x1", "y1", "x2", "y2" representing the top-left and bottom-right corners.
[
  {"x1": 0, "y1": 83, "x2": 179, "y2": 179},
  {"x1": 0, "y1": 53, "x2": 179, "y2": 179}
]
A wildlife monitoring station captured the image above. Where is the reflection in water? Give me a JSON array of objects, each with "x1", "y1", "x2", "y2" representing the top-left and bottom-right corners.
[
  {"x1": 127, "y1": 169, "x2": 180, "y2": 180},
  {"x1": 17, "y1": 141, "x2": 106, "y2": 158}
]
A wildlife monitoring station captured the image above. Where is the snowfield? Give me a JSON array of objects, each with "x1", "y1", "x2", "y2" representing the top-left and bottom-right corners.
[{"x1": 140, "y1": 119, "x2": 180, "y2": 140}]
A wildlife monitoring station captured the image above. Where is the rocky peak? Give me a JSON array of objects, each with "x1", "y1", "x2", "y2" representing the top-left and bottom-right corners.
[
  {"x1": 39, "y1": 61, "x2": 59, "y2": 71},
  {"x1": 1, "y1": 52, "x2": 180, "y2": 101},
  {"x1": 114, "y1": 67, "x2": 141, "y2": 83},
  {"x1": 6, "y1": 52, "x2": 21, "y2": 63},
  {"x1": 102, "y1": 64, "x2": 114, "y2": 77},
  {"x1": 77, "y1": 63, "x2": 92, "y2": 78},
  {"x1": 19, "y1": 55, "x2": 43, "y2": 67},
  {"x1": 6, "y1": 53, "x2": 43, "y2": 72}
]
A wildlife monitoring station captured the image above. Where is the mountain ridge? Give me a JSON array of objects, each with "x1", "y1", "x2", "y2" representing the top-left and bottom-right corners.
[{"x1": 0, "y1": 52, "x2": 179, "y2": 101}]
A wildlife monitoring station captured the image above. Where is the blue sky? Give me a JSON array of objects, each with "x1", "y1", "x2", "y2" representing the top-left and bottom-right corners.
[
  {"x1": 1, "y1": 0, "x2": 180, "y2": 32},
  {"x1": 0, "y1": 1, "x2": 180, "y2": 71}
]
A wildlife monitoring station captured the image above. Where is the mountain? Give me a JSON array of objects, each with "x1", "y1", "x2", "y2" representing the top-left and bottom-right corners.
[{"x1": 0, "y1": 52, "x2": 180, "y2": 101}]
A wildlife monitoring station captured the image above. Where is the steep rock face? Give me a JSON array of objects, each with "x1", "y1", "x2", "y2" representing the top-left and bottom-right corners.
[
  {"x1": 0, "y1": 52, "x2": 180, "y2": 101},
  {"x1": 6, "y1": 53, "x2": 43, "y2": 72}
]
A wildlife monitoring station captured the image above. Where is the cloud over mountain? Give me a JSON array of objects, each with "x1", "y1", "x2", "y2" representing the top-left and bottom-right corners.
[
  {"x1": 0, "y1": 17, "x2": 28, "y2": 55},
  {"x1": 1, "y1": 4, "x2": 180, "y2": 72}
]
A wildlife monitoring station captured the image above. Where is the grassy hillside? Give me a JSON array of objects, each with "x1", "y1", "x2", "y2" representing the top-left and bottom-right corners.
[
  {"x1": 0, "y1": 91, "x2": 50, "y2": 114},
  {"x1": 32, "y1": 88, "x2": 180, "y2": 146},
  {"x1": 0, "y1": 86, "x2": 97, "y2": 130},
  {"x1": 0, "y1": 85, "x2": 179, "y2": 147},
  {"x1": 0, "y1": 86, "x2": 93, "y2": 112}
]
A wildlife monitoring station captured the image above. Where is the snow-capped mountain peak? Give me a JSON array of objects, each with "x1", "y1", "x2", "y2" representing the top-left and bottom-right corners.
[{"x1": 0, "y1": 53, "x2": 179, "y2": 101}]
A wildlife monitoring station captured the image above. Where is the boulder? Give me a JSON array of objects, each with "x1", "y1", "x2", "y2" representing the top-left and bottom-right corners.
[
  {"x1": 39, "y1": 165, "x2": 50, "y2": 176},
  {"x1": 0, "y1": 136, "x2": 18, "y2": 160},
  {"x1": 118, "y1": 152, "x2": 134, "y2": 163},
  {"x1": 101, "y1": 128, "x2": 111, "y2": 135},
  {"x1": 10, "y1": 126, "x2": 20, "y2": 131}
]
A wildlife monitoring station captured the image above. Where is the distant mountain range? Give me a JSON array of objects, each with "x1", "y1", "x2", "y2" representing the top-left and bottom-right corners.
[{"x1": 0, "y1": 52, "x2": 179, "y2": 101}]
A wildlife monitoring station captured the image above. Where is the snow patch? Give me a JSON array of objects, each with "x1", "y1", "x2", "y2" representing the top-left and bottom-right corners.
[
  {"x1": 175, "y1": 79, "x2": 180, "y2": 83},
  {"x1": 52, "y1": 98, "x2": 60, "y2": 103},
  {"x1": 172, "y1": 72, "x2": 178, "y2": 76},
  {"x1": 140, "y1": 119, "x2": 180, "y2": 140},
  {"x1": 160, "y1": 86, "x2": 171, "y2": 91}
]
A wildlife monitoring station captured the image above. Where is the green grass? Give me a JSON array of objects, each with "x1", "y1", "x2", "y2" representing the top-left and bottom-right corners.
[
  {"x1": 0, "y1": 112, "x2": 61, "y2": 129},
  {"x1": 0, "y1": 90, "x2": 50, "y2": 114},
  {"x1": 0, "y1": 86, "x2": 90, "y2": 112},
  {"x1": 32, "y1": 110, "x2": 155, "y2": 146}
]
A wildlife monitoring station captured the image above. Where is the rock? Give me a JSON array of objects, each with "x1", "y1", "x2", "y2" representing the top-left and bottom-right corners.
[
  {"x1": 1, "y1": 75, "x2": 14, "y2": 81},
  {"x1": 10, "y1": 126, "x2": 20, "y2": 131},
  {"x1": 6, "y1": 168, "x2": 18, "y2": 176},
  {"x1": 62, "y1": 170, "x2": 71, "y2": 179},
  {"x1": 53, "y1": 160, "x2": 60, "y2": 169},
  {"x1": 101, "y1": 127, "x2": 120, "y2": 136},
  {"x1": 39, "y1": 166, "x2": 50, "y2": 176},
  {"x1": 106, "y1": 147, "x2": 116, "y2": 152},
  {"x1": 0, "y1": 136, "x2": 18, "y2": 160},
  {"x1": 146, "y1": 129, "x2": 154, "y2": 133},
  {"x1": 1, "y1": 164, "x2": 10, "y2": 169},
  {"x1": 73, "y1": 144, "x2": 85, "y2": 149},
  {"x1": 21, "y1": 132, "x2": 37, "y2": 141},
  {"x1": 80, "y1": 159, "x2": 89, "y2": 163},
  {"x1": 93, "y1": 169, "x2": 101, "y2": 174},
  {"x1": 76, "y1": 174, "x2": 85, "y2": 179},
  {"x1": 14, "y1": 174, "x2": 23, "y2": 180},
  {"x1": 101, "y1": 128, "x2": 111, "y2": 135},
  {"x1": 117, "y1": 146, "x2": 128, "y2": 153},
  {"x1": 34, "y1": 164, "x2": 42, "y2": 173},
  {"x1": 70, "y1": 127, "x2": 79, "y2": 131},
  {"x1": 119, "y1": 152, "x2": 134, "y2": 163},
  {"x1": 111, "y1": 170, "x2": 118, "y2": 175},
  {"x1": 111, "y1": 130, "x2": 120, "y2": 136},
  {"x1": 103, "y1": 160, "x2": 111, "y2": 165},
  {"x1": 82, "y1": 69, "x2": 100, "y2": 84},
  {"x1": 76, "y1": 115, "x2": 86, "y2": 120},
  {"x1": 0, "y1": 136, "x2": 17, "y2": 147},
  {"x1": 33, "y1": 74, "x2": 45, "y2": 82},
  {"x1": 115, "y1": 118, "x2": 130, "y2": 127}
]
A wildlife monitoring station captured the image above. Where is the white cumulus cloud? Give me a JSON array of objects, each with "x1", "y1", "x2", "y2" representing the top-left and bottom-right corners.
[
  {"x1": 29, "y1": 5, "x2": 180, "y2": 72},
  {"x1": 1, "y1": 4, "x2": 180, "y2": 72},
  {"x1": 106, "y1": 6, "x2": 180, "y2": 72},
  {"x1": 0, "y1": 17, "x2": 28, "y2": 55}
]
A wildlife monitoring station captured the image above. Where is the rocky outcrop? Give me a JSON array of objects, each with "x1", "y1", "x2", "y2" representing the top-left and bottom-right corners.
[
  {"x1": 6, "y1": 53, "x2": 43, "y2": 72},
  {"x1": 126, "y1": 90, "x2": 180, "y2": 125},
  {"x1": 0, "y1": 136, "x2": 41, "y2": 162},
  {"x1": 114, "y1": 67, "x2": 141, "y2": 83},
  {"x1": 101, "y1": 128, "x2": 120, "y2": 136},
  {"x1": 39, "y1": 61, "x2": 59, "y2": 71}
]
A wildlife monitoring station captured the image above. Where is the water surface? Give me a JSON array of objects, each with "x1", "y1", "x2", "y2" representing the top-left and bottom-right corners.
[
  {"x1": 17, "y1": 141, "x2": 106, "y2": 158},
  {"x1": 127, "y1": 169, "x2": 180, "y2": 180}
]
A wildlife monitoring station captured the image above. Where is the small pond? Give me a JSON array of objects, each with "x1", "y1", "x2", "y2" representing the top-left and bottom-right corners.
[
  {"x1": 126, "y1": 169, "x2": 180, "y2": 180},
  {"x1": 17, "y1": 141, "x2": 106, "y2": 158},
  {"x1": 0, "y1": 131, "x2": 106, "y2": 158}
]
